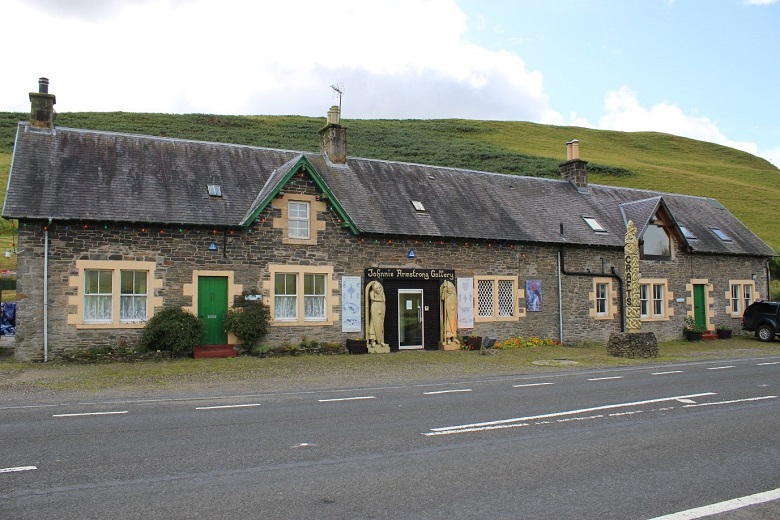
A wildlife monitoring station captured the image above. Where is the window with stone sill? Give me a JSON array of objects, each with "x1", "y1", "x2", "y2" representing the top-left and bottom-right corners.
[
  {"x1": 474, "y1": 276, "x2": 523, "y2": 322},
  {"x1": 590, "y1": 278, "x2": 617, "y2": 320},
  {"x1": 639, "y1": 280, "x2": 670, "y2": 320},
  {"x1": 267, "y1": 265, "x2": 334, "y2": 326},
  {"x1": 728, "y1": 280, "x2": 755, "y2": 316},
  {"x1": 70, "y1": 260, "x2": 159, "y2": 329}
]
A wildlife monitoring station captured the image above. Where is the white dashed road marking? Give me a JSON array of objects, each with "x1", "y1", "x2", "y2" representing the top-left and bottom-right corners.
[
  {"x1": 318, "y1": 396, "x2": 375, "y2": 403},
  {"x1": 513, "y1": 382, "x2": 554, "y2": 388},
  {"x1": 652, "y1": 371, "x2": 684, "y2": 375},
  {"x1": 53, "y1": 411, "x2": 128, "y2": 418},
  {"x1": 647, "y1": 487, "x2": 780, "y2": 519},
  {"x1": 195, "y1": 403, "x2": 262, "y2": 410},
  {"x1": 707, "y1": 366, "x2": 735, "y2": 370},
  {"x1": 423, "y1": 389, "x2": 472, "y2": 395},
  {"x1": 0, "y1": 466, "x2": 37, "y2": 473},
  {"x1": 587, "y1": 376, "x2": 623, "y2": 381},
  {"x1": 423, "y1": 392, "x2": 716, "y2": 436}
]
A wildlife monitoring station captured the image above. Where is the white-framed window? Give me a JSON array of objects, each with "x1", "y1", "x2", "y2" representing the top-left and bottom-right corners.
[
  {"x1": 638, "y1": 279, "x2": 670, "y2": 321},
  {"x1": 640, "y1": 284, "x2": 650, "y2": 318},
  {"x1": 274, "y1": 273, "x2": 298, "y2": 321},
  {"x1": 303, "y1": 273, "x2": 326, "y2": 321},
  {"x1": 84, "y1": 269, "x2": 113, "y2": 323},
  {"x1": 119, "y1": 270, "x2": 148, "y2": 322},
  {"x1": 729, "y1": 280, "x2": 755, "y2": 316},
  {"x1": 267, "y1": 265, "x2": 334, "y2": 326},
  {"x1": 653, "y1": 283, "x2": 665, "y2": 317},
  {"x1": 474, "y1": 276, "x2": 522, "y2": 322},
  {"x1": 590, "y1": 278, "x2": 617, "y2": 320},
  {"x1": 71, "y1": 260, "x2": 158, "y2": 329},
  {"x1": 595, "y1": 283, "x2": 609, "y2": 316},
  {"x1": 288, "y1": 201, "x2": 310, "y2": 240}
]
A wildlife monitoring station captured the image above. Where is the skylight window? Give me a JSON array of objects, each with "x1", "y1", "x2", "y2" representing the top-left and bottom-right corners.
[
  {"x1": 411, "y1": 200, "x2": 426, "y2": 212},
  {"x1": 207, "y1": 184, "x2": 222, "y2": 197},
  {"x1": 582, "y1": 216, "x2": 606, "y2": 233},
  {"x1": 679, "y1": 225, "x2": 697, "y2": 240},
  {"x1": 710, "y1": 227, "x2": 732, "y2": 242}
]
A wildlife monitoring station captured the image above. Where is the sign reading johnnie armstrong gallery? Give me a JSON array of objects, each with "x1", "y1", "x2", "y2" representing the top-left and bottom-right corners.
[{"x1": 365, "y1": 268, "x2": 455, "y2": 282}]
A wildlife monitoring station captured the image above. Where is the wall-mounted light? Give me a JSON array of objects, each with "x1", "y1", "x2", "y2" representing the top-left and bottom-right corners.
[
  {"x1": 208, "y1": 242, "x2": 218, "y2": 252},
  {"x1": 407, "y1": 249, "x2": 416, "y2": 259},
  {"x1": 751, "y1": 273, "x2": 757, "y2": 281}
]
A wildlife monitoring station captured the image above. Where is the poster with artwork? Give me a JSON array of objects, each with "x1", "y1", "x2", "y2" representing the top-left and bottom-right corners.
[
  {"x1": 526, "y1": 280, "x2": 542, "y2": 311},
  {"x1": 341, "y1": 276, "x2": 362, "y2": 332},
  {"x1": 457, "y1": 277, "x2": 474, "y2": 328}
]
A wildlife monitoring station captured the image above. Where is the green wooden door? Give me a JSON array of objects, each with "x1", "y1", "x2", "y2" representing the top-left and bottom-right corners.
[
  {"x1": 198, "y1": 277, "x2": 228, "y2": 344},
  {"x1": 693, "y1": 284, "x2": 707, "y2": 330}
]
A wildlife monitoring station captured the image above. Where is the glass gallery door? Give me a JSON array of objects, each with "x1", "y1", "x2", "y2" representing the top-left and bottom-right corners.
[{"x1": 398, "y1": 289, "x2": 424, "y2": 349}]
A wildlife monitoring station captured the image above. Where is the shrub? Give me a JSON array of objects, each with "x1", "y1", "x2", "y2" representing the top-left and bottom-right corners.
[
  {"x1": 141, "y1": 306, "x2": 205, "y2": 355},
  {"x1": 224, "y1": 293, "x2": 270, "y2": 349}
]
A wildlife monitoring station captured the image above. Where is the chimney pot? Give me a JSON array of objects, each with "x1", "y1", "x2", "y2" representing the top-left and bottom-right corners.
[
  {"x1": 327, "y1": 105, "x2": 341, "y2": 126},
  {"x1": 29, "y1": 77, "x2": 56, "y2": 129}
]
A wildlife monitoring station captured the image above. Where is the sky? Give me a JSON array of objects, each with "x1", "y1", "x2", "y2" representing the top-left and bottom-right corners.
[{"x1": 2, "y1": 0, "x2": 779, "y2": 166}]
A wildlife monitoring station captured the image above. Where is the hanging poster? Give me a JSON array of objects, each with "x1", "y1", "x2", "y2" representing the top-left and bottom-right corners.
[
  {"x1": 457, "y1": 277, "x2": 474, "y2": 328},
  {"x1": 526, "y1": 280, "x2": 542, "y2": 311},
  {"x1": 341, "y1": 276, "x2": 362, "y2": 333}
]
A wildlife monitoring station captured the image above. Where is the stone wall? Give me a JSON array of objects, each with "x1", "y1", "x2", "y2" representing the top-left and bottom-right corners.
[{"x1": 11, "y1": 172, "x2": 770, "y2": 360}]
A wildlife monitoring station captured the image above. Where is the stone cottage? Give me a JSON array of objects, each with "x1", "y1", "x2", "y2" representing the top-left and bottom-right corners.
[{"x1": 3, "y1": 79, "x2": 775, "y2": 360}]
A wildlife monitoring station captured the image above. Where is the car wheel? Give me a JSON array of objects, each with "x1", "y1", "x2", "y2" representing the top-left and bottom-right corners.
[{"x1": 756, "y1": 325, "x2": 775, "y2": 342}]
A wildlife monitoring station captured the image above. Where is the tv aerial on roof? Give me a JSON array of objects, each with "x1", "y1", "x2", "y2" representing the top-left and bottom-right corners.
[{"x1": 330, "y1": 83, "x2": 344, "y2": 113}]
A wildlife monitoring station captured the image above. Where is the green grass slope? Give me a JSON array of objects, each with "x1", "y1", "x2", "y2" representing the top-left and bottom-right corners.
[{"x1": 1, "y1": 111, "x2": 777, "y2": 252}]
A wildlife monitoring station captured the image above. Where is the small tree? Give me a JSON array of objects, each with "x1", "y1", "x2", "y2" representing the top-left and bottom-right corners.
[
  {"x1": 224, "y1": 292, "x2": 270, "y2": 350},
  {"x1": 141, "y1": 306, "x2": 205, "y2": 355}
]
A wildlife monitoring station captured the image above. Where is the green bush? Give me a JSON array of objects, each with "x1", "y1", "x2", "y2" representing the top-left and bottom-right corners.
[
  {"x1": 224, "y1": 293, "x2": 270, "y2": 349},
  {"x1": 141, "y1": 306, "x2": 205, "y2": 355}
]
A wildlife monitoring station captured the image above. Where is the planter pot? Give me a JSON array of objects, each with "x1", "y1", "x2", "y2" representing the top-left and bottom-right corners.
[
  {"x1": 193, "y1": 345, "x2": 237, "y2": 358},
  {"x1": 684, "y1": 331, "x2": 703, "y2": 341},
  {"x1": 346, "y1": 339, "x2": 368, "y2": 354},
  {"x1": 716, "y1": 329, "x2": 732, "y2": 339},
  {"x1": 463, "y1": 336, "x2": 482, "y2": 351}
]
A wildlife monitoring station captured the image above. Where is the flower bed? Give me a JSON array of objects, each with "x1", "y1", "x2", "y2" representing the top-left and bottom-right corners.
[{"x1": 494, "y1": 336, "x2": 557, "y2": 349}]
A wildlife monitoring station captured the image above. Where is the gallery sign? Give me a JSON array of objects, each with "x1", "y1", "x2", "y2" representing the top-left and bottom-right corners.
[{"x1": 365, "y1": 268, "x2": 455, "y2": 282}]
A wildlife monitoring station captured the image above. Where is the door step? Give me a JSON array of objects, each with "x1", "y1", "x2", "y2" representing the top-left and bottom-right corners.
[{"x1": 193, "y1": 345, "x2": 237, "y2": 358}]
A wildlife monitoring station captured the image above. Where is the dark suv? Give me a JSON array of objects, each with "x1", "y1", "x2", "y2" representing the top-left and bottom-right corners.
[{"x1": 742, "y1": 301, "x2": 780, "y2": 342}]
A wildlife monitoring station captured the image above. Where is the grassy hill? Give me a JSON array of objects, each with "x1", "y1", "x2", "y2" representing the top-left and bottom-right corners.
[{"x1": 1, "y1": 111, "x2": 778, "y2": 254}]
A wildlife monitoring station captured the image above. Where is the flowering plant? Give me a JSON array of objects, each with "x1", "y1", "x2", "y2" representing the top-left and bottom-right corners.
[{"x1": 494, "y1": 336, "x2": 557, "y2": 349}]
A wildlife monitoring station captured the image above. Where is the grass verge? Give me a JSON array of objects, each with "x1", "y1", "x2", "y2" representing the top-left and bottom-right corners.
[{"x1": 1, "y1": 337, "x2": 778, "y2": 400}]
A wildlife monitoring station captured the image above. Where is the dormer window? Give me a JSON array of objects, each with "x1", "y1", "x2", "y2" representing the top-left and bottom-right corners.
[
  {"x1": 583, "y1": 216, "x2": 606, "y2": 233},
  {"x1": 641, "y1": 214, "x2": 671, "y2": 260}
]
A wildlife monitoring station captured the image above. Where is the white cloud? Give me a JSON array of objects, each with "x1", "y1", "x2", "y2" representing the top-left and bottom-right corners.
[
  {"x1": 744, "y1": 0, "x2": 778, "y2": 5},
  {"x1": 1, "y1": 0, "x2": 552, "y2": 122}
]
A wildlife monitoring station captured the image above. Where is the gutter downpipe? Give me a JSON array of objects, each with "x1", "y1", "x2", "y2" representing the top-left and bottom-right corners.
[
  {"x1": 557, "y1": 250, "x2": 564, "y2": 344},
  {"x1": 558, "y1": 224, "x2": 625, "y2": 335},
  {"x1": 44, "y1": 218, "x2": 51, "y2": 362}
]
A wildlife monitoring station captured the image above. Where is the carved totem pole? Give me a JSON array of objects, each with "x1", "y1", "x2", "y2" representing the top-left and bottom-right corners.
[{"x1": 624, "y1": 220, "x2": 641, "y2": 333}]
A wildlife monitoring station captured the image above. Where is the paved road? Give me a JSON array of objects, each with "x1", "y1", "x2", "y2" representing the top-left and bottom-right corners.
[{"x1": 1, "y1": 357, "x2": 779, "y2": 519}]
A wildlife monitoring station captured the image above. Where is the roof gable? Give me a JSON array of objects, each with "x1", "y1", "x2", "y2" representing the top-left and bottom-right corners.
[{"x1": 239, "y1": 155, "x2": 358, "y2": 234}]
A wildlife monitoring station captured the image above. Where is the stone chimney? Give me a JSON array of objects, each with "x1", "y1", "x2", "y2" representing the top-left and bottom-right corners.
[
  {"x1": 560, "y1": 139, "x2": 588, "y2": 191},
  {"x1": 319, "y1": 105, "x2": 347, "y2": 164},
  {"x1": 29, "y1": 77, "x2": 56, "y2": 129}
]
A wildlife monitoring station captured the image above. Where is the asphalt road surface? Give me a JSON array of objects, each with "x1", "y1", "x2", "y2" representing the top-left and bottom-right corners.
[{"x1": 2, "y1": 357, "x2": 779, "y2": 519}]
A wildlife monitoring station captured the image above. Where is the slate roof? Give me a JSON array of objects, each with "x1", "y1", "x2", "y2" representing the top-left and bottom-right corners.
[{"x1": 4, "y1": 122, "x2": 775, "y2": 258}]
